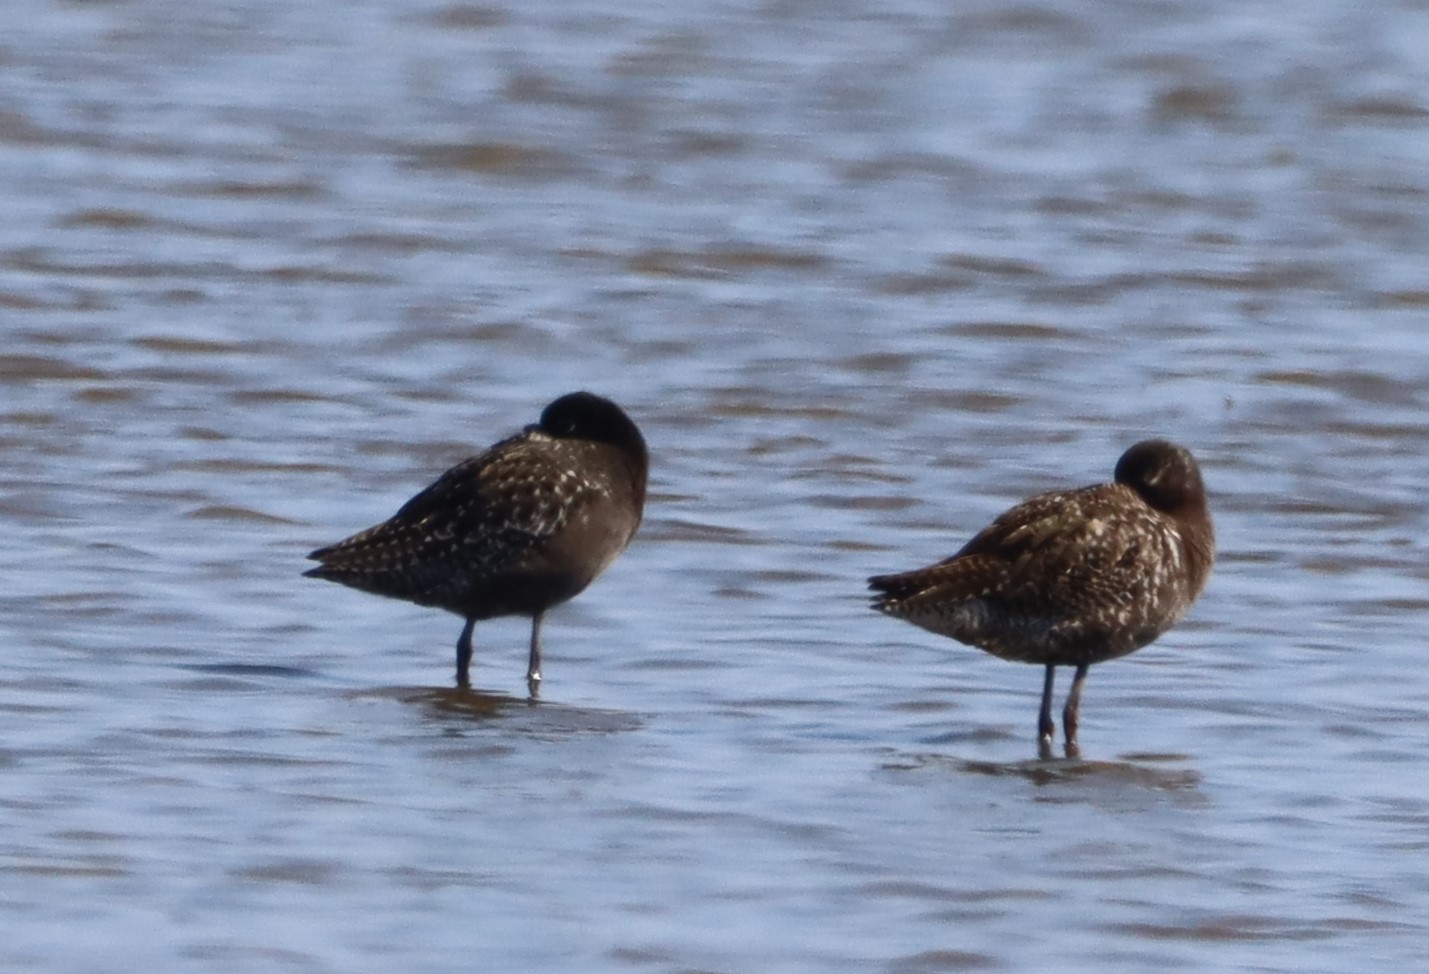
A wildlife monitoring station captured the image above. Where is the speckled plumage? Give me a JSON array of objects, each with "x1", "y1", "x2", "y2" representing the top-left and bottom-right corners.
[
  {"x1": 305, "y1": 392, "x2": 648, "y2": 690},
  {"x1": 869, "y1": 439, "x2": 1213, "y2": 750}
]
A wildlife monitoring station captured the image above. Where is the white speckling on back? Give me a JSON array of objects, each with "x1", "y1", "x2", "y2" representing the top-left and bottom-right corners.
[
  {"x1": 305, "y1": 406, "x2": 647, "y2": 619},
  {"x1": 869, "y1": 462, "x2": 1213, "y2": 667}
]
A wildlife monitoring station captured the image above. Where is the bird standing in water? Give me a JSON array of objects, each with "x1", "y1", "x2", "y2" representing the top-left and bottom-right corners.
[
  {"x1": 305, "y1": 391, "x2": 648, "y2": 694},
  {"x1": 869, "y1": 440, "x2": 1213, "y2": 754}
]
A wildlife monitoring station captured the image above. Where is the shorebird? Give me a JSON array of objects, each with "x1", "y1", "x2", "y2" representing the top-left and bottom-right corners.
[
  {"x1": 869, "y1": 440, "x2": 1213, "y2": 752},
  {"x1": 305, "y1": 391, "x2": 648, "y2": 693}
]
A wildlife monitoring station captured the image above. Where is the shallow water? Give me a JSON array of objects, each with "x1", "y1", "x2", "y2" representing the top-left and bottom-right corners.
[{"x1": 4, "y1": 0, "x2": 1429, "y2": 971}]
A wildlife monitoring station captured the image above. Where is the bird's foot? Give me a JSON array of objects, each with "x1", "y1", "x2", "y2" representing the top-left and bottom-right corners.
[{"x1": 1037, "y1": 720, "x2": 1056, "y2": 745}]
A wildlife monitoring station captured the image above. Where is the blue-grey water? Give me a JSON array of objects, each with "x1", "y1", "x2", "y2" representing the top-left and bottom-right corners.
[{"x1": 4, "y1": 1, "x2": 1429, "y2": 971}]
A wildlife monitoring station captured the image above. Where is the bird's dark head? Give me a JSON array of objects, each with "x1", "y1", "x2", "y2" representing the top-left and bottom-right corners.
[
  {"x1": 1114, "y1": 439, "x2": 1207, "y2": 515},
  {"x1": 539, "y1": 392, "x2": 647, "y2": 458}
]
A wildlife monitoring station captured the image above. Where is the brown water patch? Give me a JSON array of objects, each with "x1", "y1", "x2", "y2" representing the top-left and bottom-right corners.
[
  {"x1": 9, "y1": 861, "x2": 128, "y2": 879},
  {"x1": 234, "y1": 859, "x2": 343, "y2": 885},
  {"x1": 429, "y1": 3, "x2": 507, "y2": 29},
  {"x1": 625, "y1": 656, "x2": 726, "y2": 671},
  {"x1": 859, "y1": 880, "x2": 1049, "y2": 903},
  {"x1": 504, "y1": 70, "x2": 604, "y2": 108},
  {"x1": 171, "y1": 178, "x2": 326, "y2": 200},
  {"x1": 58, "y1": 208, "x2": 155, "y2": 230},
  {"x1": 830, "y1": 537, "x2": 891, "y2": 552},
  {"x1": 627, "y1": 246, "x2": 827, "y2": 278},
  {"x1": 1026, "y1": 272, "x2": 1161, "y2": 304},
  {"x1": 1328, "y1": 97, "x2": 1429, "y2": 122},
  {"x1": 904, "y1": 388, "x2": 1024, "y2": 414},
  {"x1": 840, "y1": 152, "x2": 981, "y2": 183},
  {"x1": 607, "y1": 945, "x2": 678, "y2": 965},
  {"x1": 8, "y1": 250, "x2": 230, "y2": 281},
  {"x1": 1152, "y1": 83, "x2": 1240, "y2": 124},
  {"x1": 386, "y1": 864, "x2": 493, "y2": 891},
  {"x1": 0, "y1": 290, "x2": 52, "y2": 310},
  {"x1": 1108, "y1": 915, "x2": 1329, "y2": 942},
  {"x1": 955, "y1": 6, "x2": 1087, "y2": 41},
  {"x1": 411, "y1": 141, "x2": 578, "y2": 178},
  {"x1": 795, "y1": 454, "x2": 907, "y2": 480},
  {"x1": 673, "y1": 129, "x2": 748, "y2": 157},
  {"x1": 180, "y1": 664, "x2": 320, "y2": 679},
  {"x1": 744, "y1": 436, "x2": 827, "y2": 458},
  {"x1": 941, "y1": 254, "x2": 1042, "y2": 278},
  {"x1": 876, "y1": 270, "x2": 975, "y2": 296},
  {"x1": 193, "y1": 750, "x2": 348, "y2": 769},
  {"x1": 1320, "y1": 419, "x2": 1429, "y2": 441},
  {"x1": 0, "y1": 700, "x2": 73, "y2": 717},
  {"x1": 229, "y1": 388, "x2": 337, "y2": 404},
  {"x1": 72, "y1": 385, "x2": 140, "y2": 403},
  {"x1": 178, "y1": 426, "x2": 230, "y2": 441},
  {"x1": 0, "y1": 109, "x2": 60, "y2": 145},
  {"x1": 952, "y1": 321, "x2": 1071, "y2": 342},
  {"x1": 135, "y1": 336, "x2": 245, "y2": 355},
  {"x1": 174, "y1": 458, "x2": 342, "y2": 475},
  {"x1": 180, "y1": 946, "x2": 321, "y2": 966},
  {"x1": 808, "y1": 493, "x2": 918, "y2": 512},
  {"x1": 1169, "y1": 263, "x2": 1336, "y2": 291},
  {"x1": 746, "y1": 568, "x2": 832, "y2": 585},
  {"x1": 257, "y1": 264, "x2": 392, "y2": 284},
  {"x1": 887, "y1": 949, "x2": 1001, "y2": 972},
  {"x1": 609, "y1": 33, "x2": 718, "y2": 78},
  {"x1": 706, "y1": 398, "x2": 851, "y2": 421},
  {"x1": 712, "y1": 583, "x2": 767, "y2": 600},
  {"x1": 1376, "y1": 289, "x2": 1429, "y2": 307},
  {"x1": 840, "y1": 352, "x2": 917, "y2": 375},
  {"x1": 0, "y1": 355, "x2": 107, "y2": 382},
  {"x1": 885, "y1": 698, "x2": 958, "y2": 714},
  {"x1": 1255, "y1": 369, "x2": 1421, "y2": 405},
  {"x1": 185, "y1": 504, "x2": 298, "y2": 524},
  {"x1": 50, "y1": 830, "x2": 125, "y2": 844},
  {"x1": 329, "y1": 231, "x2": 464, "y2": 254},
  {"x1": 643, "y1": 518, "x2": 759, "y2": 545},
  {"x1": 1036, "y1": 193, "x2": 1105, "y2": 216}
]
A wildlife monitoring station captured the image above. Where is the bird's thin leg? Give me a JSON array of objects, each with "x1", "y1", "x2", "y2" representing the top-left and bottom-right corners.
[
  {"x1": 1038, "y1": 664, "x2": 1057, "y2": 745},
  {"x1": 1063, "y1": 663, "x2": 1089, "y2": 752},
  {"x1": 526, "y1": 611, "x2": 544, "y2": 696},
  {"x1": 456, "y1": 617, "x2": 475, "y2": 688}
]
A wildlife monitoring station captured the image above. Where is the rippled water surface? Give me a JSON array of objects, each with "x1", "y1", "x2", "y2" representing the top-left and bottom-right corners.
[{"x1": 4, "y1": 1, "x2": 1429, "y2": 971}]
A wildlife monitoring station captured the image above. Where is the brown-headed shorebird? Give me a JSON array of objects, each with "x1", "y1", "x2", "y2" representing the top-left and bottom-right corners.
[
  {"x1": 305, "y1": 391, "x2": 648, "y2": 692},
  {"x1": 869, "y1": 439, "x2": 1213, "y2": 752}
]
